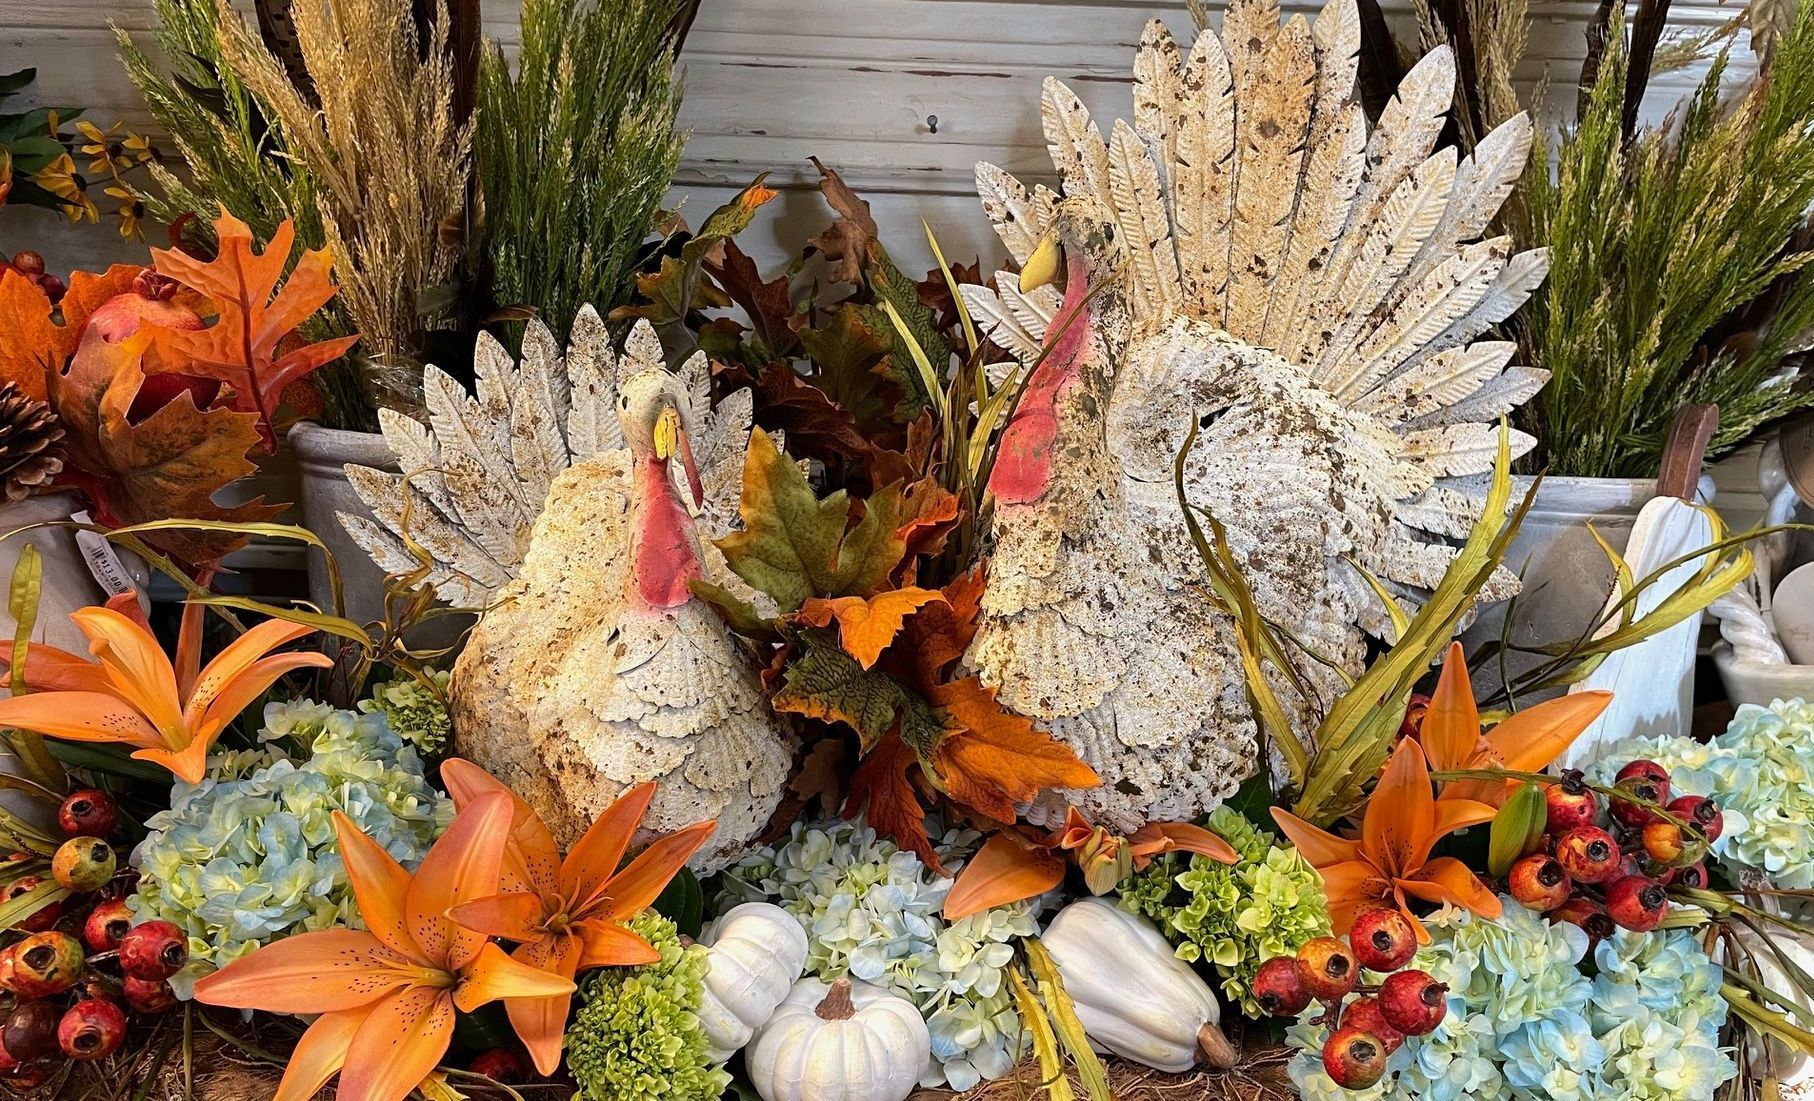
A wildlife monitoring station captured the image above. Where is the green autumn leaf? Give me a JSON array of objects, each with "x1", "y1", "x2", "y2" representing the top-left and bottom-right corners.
[
  {"x1": 714, "y1": 429, "x2": 907, "y2": 612},
  {"x1": 614, "y1": 175, "x2": 779, "y2": 352},
  {"x1": 772, "y1": 630, "x2": 952, "y2": 753}
]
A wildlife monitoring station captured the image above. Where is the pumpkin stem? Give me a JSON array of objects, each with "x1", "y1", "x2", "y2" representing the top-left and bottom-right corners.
[
  {"x1": 815, "y1": 978, "x2": 858, "y2": 1021},
  {"x1": 1196, "y1": 1022, "x2": 1239, "y2": 1070}
]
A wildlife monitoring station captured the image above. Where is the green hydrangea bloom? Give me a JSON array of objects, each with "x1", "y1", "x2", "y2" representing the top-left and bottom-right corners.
[
  {"x1": 358, "y1": 668, "x2": 453, "y2": 756},
  {"x1": 567, "y1": 912, "x2": 731, "y2": 1101},
  {"x1": 128, "y1": 698, "x2": 452, "y2": 998},
  {"x1": 1116, "y1": 806, "x2": 1331, "y2": 1016}
]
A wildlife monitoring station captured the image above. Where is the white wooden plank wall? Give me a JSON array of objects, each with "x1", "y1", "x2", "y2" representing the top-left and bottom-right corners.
[{"x1": 0, "y1": 0, "x2": 1759, "y2": 279}]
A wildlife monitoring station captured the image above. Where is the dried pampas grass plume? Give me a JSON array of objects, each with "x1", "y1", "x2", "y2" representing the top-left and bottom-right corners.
[{"x1": 217, "y1": 0, "x2": 471, "y2": 417}]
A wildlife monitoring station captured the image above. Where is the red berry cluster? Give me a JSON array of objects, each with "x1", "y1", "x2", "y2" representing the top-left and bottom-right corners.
[
  {"x1": 0, "y1": 253, "x2": 64, "y2": 304},
  {"x1": 1506, "y1": 762, "x2": 1722, "y2": 946},
  {"x1": 1252, "y1": 907, "x2": 1448, "y2": 1090},
  {"x1": 0, "y1": 791, "x2": 187, "y2": 1089}
]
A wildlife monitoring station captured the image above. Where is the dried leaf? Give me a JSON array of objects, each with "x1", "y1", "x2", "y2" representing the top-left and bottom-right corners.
[
  {"x1": 930, "y1": 677, "x2": 1101, "y2": 822},
  {"x1": 770, "y1": 630, "x2": 953, "y2": 753},
  {"x1": 706, "y1": 240, "x2": 797, "y2": 360},
  {"x1": 798, "y1": 586, "x2": 946, "y2": 668},
  {"x1": 789, "y1": 737, "x2": 848, "y2": 820},
  {"x1": 796, "y1": 304, "x2": 899, "y2": 433},
  {"x1": 896, "y1": 567, "x2": 987, "y2": 683},
  {"x1": 842, "y1": 732, "x2": 943, "y2": 872},
  {"x1": 616, "y1": 176, "x2": 779, "y2": 345},
  {"x1": 149, "y1": 210, "x2": 357, "y2": 443}
]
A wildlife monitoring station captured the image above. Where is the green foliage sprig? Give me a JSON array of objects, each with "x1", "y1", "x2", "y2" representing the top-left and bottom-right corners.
[
  {"x1": 1521, "y1": 4, "x2": 1814, "y2": 477},
  {"x1": 477, "y1": 0, "x2": 690, "y2": 345}
]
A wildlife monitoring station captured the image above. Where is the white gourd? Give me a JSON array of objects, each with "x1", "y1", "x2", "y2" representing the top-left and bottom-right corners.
[
  {"x1": 1040, "y1": 897, "x2": 1237, "y2": 1072},
  {"x1": 697, "y1": 903, "x2": 810, "y2": 1063},
  {"x1": 746, "y1": 977, "x2": 930, "y2": 1101}
]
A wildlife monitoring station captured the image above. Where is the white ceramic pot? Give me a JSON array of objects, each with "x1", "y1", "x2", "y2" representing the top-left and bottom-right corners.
[
  {"x1": 1464, "y1": 476, "x2": 1656, "y2": 703},
  {"x1": 289, "y1": 422, "x2": 398, "y2": 627}
]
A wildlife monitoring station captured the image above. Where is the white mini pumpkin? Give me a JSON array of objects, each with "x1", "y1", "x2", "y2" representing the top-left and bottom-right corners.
[
  {"x1": 746, "y1": 976, "x2": 931, "y2": 1101},
  {"x1": 1039, "y1": 897, "x2": 1237, "y2": 1072},
  {"x1": 697, "y1": 902, "x2": 810, "y2": 1063}
]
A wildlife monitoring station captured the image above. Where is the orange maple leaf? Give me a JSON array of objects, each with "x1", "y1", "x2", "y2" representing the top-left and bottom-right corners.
[
  {"x1": 798, "y1": 586, "x2": 947, "y2": 668},
  {"x1": 148, "y1": 209, "x2": 357, "y2": 441},
  {"x1": 929, "y1": 676, "x2": 1100, "y2": 823},
  {"x1": 0, "y1": 265, "x2": 144, "y2": 399},
  {"x1": 842, "y1": 732, "x2": 946, "y2": 872}
]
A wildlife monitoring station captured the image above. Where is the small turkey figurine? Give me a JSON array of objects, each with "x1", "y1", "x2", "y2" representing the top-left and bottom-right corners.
[
  {"x1": 961, "y1": 0, "x2": 1544, "y2": 830},
  {"x1": 345, "y1": 309, "x2": 794, "y2": 871}
]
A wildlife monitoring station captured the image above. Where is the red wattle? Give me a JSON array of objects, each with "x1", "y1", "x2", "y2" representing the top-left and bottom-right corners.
[
  {"x1": 633, "y1": 456, "x2": 702, "y2": 609},
  {"x1": 990, "y1": 253, "x2": 1093, "y2": 505}
]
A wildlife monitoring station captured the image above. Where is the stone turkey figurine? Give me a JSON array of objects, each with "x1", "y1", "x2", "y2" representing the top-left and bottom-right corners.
[
  {"x1": 961, "y1": 0, "x2": 1545, "y2": 830},
  {"x1": 344, "y1": 310, "x2": 794, "y2": 871}
]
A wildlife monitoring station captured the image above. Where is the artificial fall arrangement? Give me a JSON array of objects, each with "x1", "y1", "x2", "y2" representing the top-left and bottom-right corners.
[{"x1": 0, "y1": 0, "x2": 1810, "y2": 1099}]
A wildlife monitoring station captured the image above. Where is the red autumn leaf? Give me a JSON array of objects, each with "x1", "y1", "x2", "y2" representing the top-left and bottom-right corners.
[
  {"x1": 706, "y1": 240, "x2": 798, "y2": 359},
  {"x1": 0, "y1": 265, "x2": 144, "y2": 399},
  {"x1": 148, "y1": 209, "x2": 358, "y2": 443},
  {"x1": 929, "y1": 676, "x2": 1100, "y2": 823},
  {"x1": 893, "y1": 478, "x2": 960, "y2": 581},
  {"x1": 843, "y1": 732, "x2": 944, "y2": 873},
  {"x1": 893, "y1": 567, "x2": 987, "y2": 684}
]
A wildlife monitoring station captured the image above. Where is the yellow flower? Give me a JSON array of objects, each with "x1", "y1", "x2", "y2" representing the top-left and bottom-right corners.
[
  {"x1": 30, "y1": 153, "x2": 97, "y2": 224},
  {"x1": 104, "y1": 185, "x2": 144, "y2": 239},
  {"x1": 75, "y1": 120, "x2": 116, "y2": 175}
]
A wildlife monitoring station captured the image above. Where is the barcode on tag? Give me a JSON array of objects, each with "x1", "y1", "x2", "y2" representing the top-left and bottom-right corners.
[{"x1": 70, "y1": 510, "x2": 139, "y2": 598}]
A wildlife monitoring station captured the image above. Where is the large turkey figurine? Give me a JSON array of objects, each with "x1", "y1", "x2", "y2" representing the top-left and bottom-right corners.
[
  {"x1": 962, "y1": 0, "x2": 1544, "y2": 831},
  {"x1": 344, "y1": 309, "x2": 794, "y2": 871}
]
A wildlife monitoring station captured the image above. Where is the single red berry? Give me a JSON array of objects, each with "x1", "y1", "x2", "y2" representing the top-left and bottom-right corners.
[
  {"x1": 1296, "y1": 937, "x2": 1359, "y2": 1001},
  {"x1": 1378, "y1": 970, "x2": 1448, "y2": 1036},
  {"x1": 2, "y1": 877, "x2": 63, "y2": 934},
  {"x1": 1322, "y1": 1026, "x2": 1390, "y2": 1089},
  {"x1": 1554, "y1": 826, "x2": 1623, "y2": 884},
  {"x1": 1544, "y1": 774, "x2": 1600, "y2": 835},
  {"x1": 1606, "y1": 875, "x2": 1669, "y2": 932},
  {"x1": 1609, "y1": 763, "x2": 1671, "y2": 830},
  {"x1": 1, "y1": 1001, "x2": 61, "y2": 1063},
  {"x1": 1673, "y1": 862, "x2": 1711, "y2": 890},
  {"x1": 8, "y1": 932, "x2": 84, "y2": 1000},
  {"x1": 122, "y1": 976, "x2": 177, "y2": 1014},
  {"x1": 1342, "y1": 996, "x2": 1406, "y2": 1054},
  {"x1": 1668, "y1": 795, "x2": 1724, "y2": 842},
  {"x1": 1507, "y1": 854, "x2": 1572, "y2": 911},
  {"x1": 470, "y1": 1048, "x2": 530, "y2": 1085},
  {"x1": 1253, "y1": 956, "x2": 1313, "y2": 1016},
  {"x1": 57, "y1": 790, "x2": 119, "y2": 839},
  {"x1": 0, "y1": 1065, "x2": 49, "y2": 1090},
  {"x1": 1349, "y1": 907, "x2": 1417, "y2": 972},
  {"x1": 119, "y1": 921, "x2": 188, "y2": 981},
  {"x1": 8, "y1": 252, "x2": 44, "y2": 276},
  {"x1": 83, "y1": 898, "x2": 134, "y2": 953},
  {"x1": 1551, "y1": 897, "x2": 1616, "y2": 950},
  {"x1": 57, "y1": 999, "x2": 126, "y2": 1061},
  {"x1": 1641, "y1": 819, "x2": 1689, "y2": 865},
  {"x1": 51, "y1": 837, "x2": 117, "y2": 893}
]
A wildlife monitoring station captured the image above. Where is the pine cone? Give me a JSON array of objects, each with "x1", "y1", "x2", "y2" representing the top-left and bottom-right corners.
[{"x1": 0, "y1": 381, "x2": 65, "y2": 502}]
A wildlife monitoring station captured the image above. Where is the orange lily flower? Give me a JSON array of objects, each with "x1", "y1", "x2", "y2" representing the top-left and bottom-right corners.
[
  {"x1": 1417, "y1": 642, "x2": 1613, "y2": 806},
  {"x1": 0, "y1": 592, "x2": 331, "y2": 783},
  {"x1": 439, "y1": 759, "x2": 715, "y2": 1075},
  {"x1": 1273, "y1": 738, "x2": 1501, "y2": 942},
  {"x1": 194, "y1": 792, "x2": 574, "y2": 1101},
  {"x1": 945, "y1": 807, "x2": 1238, "y2": 920}
]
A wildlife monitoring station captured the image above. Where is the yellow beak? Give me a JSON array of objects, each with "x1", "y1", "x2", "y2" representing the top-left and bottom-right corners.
[
  {"x1": 653, "y1": 405, "x2": 683, "y2": 461},
  {"x1": 1020, "y1": 233, "x2": 1061, "y2": 293}
]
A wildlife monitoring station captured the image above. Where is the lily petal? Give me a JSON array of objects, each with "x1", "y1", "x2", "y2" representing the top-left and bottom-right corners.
[
  {"x1": 1270, "y1": 807, "x2": 1363, "y2": 867},
  {"x1": 405, "y1": 790, "x2": 511, "y2": 972},
  {"x1": 501, "y1": 937, "x2": 582, "y2": 1076},
  {"x1": 334, "y1": 986, "x2": 455, "y2": 1101},
  {"x1": 1484, "y1": 690, "x2": 1613, "y2": 773},
  {"x1": 272, "y1": 1009, "x2": 365, "y2": 1101},
  {"x1": 130, "y1": 742, "x2": 213, "y2": 786},
  {"x1": 0, "y1": 642, "x2": 113, "y2": 693},
  {"x1": 446, "y1": 892, "x2": 548, "y2": 943},
  {"x1": 1408, "y1": 797, "x2": 1501, "y2": 869},
  {"x1": 440, "y1": 758, "x2": 560, "y2": 896},
  {"x1": 454, "y1": 940, "x2": 576, "y2": 1013},
  {"x1": 562, "y1": 781, "x2": 657, "y2": 909},
  {"x1": 573, "y1": 918, "x2": 662, "y2": 970},
  {"x1": 174, "y1": 594, "x2": 205, "y2": 703},
  {"x1": 0, "y1": 691, "x2": 161, "y2": 747},
  {"x1": 69, "y1": 605, "x2": 182, "y2": 738},
  {"x1": 1419, "y1": 642, "x2": 1480, "y2": 772},
  {"x1": 333, "y1": 810, "x2": 430, "y2": 965},
  {"x1": 1363, "y1": 739, "x2": 1436, "y2": 879},
  {"x1": 582, "y1": 819, "x2": 714, "y2": 920},
  {"x1": 184, "y1": 617, "x2": 318, "y2": 719},
  {"x1": 1127, "y1": 822, "x2": 1239, "y2": 868},
  {"x1": 190, "y1": 650, "x2": 335, "y2": 747},
  {"x1": 1317, "y1": 858, "x2": 1392, "y2": 935},
  {"x1": 1397, "y1": 857, "x2": 1503, "y2": 922},
  {"x1": 944, "y1": 832, "x2": 1064, "y2": 920},
  {"x1": 192, "y1": 929, "x2": 422, "y2": 1014}
]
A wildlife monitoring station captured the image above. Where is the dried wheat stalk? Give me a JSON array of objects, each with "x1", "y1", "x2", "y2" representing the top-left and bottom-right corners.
[{"x1": 217, "y1": 0, "x2": 472, "y2": 416}]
